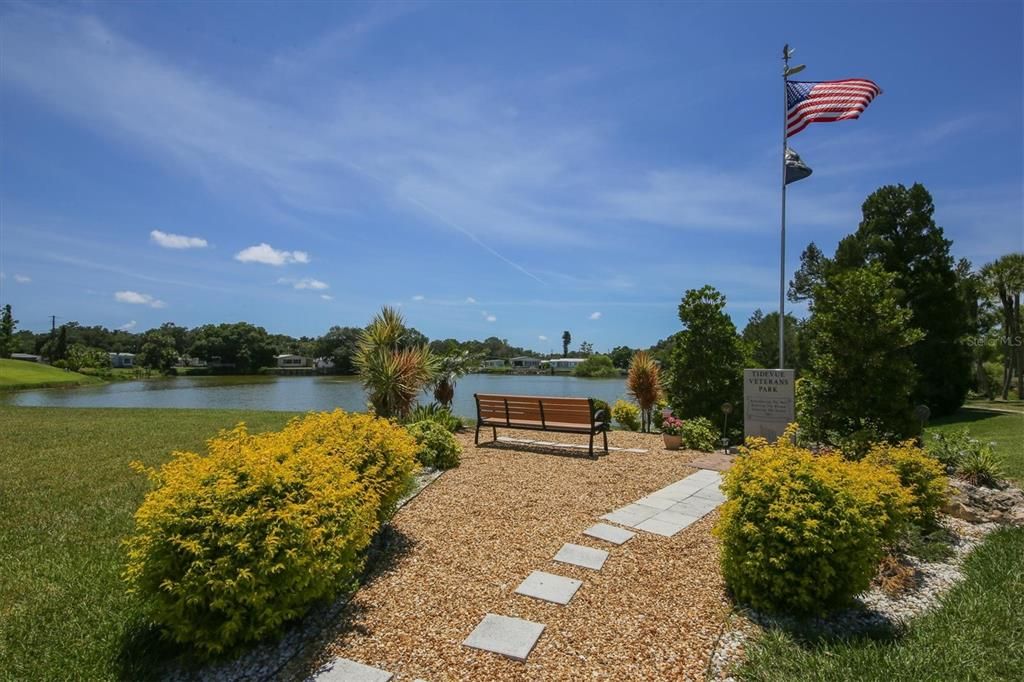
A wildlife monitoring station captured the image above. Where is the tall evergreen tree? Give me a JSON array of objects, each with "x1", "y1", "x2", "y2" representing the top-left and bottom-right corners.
[
  {"x1": 981, "y1": 253, "x2": 1024, "y2": 399},
  {"x1": 741, "y1": 309, "x2": 802, "y2": 372},
  {"x1": 792, "y1": 183, "x2": 972, "y2": 415},
  {"x1": 666, "y1": 286, "x2": 745, "y2": 428},
  {"x1": 802, "y1": 265, "x2": 923, "y2": 448},
  {"x1": 561, "y1": 331, "x2": 571, "y2": 356}
]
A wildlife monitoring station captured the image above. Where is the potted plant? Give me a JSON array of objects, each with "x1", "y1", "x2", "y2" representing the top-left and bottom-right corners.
[{"x1": 661, "y1": 411, "x2": 683, "y2": 450}]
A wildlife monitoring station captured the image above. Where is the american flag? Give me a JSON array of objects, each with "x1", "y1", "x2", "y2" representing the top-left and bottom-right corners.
[{"x1": 786, "y1": 79, "x2": 882, "y2": 137}]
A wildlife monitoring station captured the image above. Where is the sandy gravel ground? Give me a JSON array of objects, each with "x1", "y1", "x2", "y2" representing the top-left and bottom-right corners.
[{"x1": 297, "y1": 430, "x2": 729, "y2": 681}]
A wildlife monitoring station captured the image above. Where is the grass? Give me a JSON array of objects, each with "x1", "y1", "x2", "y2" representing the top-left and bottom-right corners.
[
  {"x1": 965, "y1": 398, "x2": 1024, "y2": 413},
  {"x1": 737, "y1": 526, "x2": 1024, "y2": 681},
  {"x1": 926, "y1": 407, "x2": 1024, "y2": 483},
  {"x1": 0, "y1": 406, "x2": 299, "y2": 681},
  {"x1": 0, "y1": 358, "x2": 102, "y2": 390}
]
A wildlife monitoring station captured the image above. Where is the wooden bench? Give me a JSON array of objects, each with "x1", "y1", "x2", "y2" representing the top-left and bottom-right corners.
[{"x1": 473, "y1": 393, "x2": 610, "y2": 457}]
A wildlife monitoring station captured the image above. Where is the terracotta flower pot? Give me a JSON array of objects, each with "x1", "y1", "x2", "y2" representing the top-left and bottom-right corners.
[{"x1": 662, "y1": 433, "x2": 681, "y2": 450}]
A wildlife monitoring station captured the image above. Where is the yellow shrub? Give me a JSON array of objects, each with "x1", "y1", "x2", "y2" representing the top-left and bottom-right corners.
[
  {"x1": 716, "y1": 429, "x2": 912, "y2": 614},
  {"x1": 864, "y1": 441, "x2": 948, "y2": 525},
  {"x1": 123, "y1": 410, "x2": 419, "y2": 656},
  {"x1": 261, "y1": 410, "x2": 420, "y2": 522}
]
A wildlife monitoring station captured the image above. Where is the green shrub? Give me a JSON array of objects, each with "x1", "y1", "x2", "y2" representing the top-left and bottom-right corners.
[
  {"x1": 928, "y1": 427, "x2": 1005, "y2": 487},
  {"x1": 863, "y1": 441, "x2": 948, "y2": 525},
  {"x1": 612, "y1": 399, "x2": 641, "y2": 431},
  {"x1": 680, "y1": 416, "x2": 718, "y2": 451},
  {"x1": 573, "y1": 355, "x2": 619, "y2": 378},
  {"x1": 590, "y1": 398, "x2": 612, "y2": 427},
  {"x1": 123, "y1": 411, "x2": 412, "y2": 656},
  {"x1": 407, "y1": 420, "x2": 461, "y2": 469},
  {"x1": 407, "y1": 402, "x2": 462, "y2": 433},
  {"x1": 958, "y1": 443, "x2": 1004, "y2": 487},
  {"x1": 716, "y1": 428, "x2": 912, "y2": 614}
]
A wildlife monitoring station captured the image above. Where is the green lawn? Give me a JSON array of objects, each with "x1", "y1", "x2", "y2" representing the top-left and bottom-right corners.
[
  {"x1": 737, "y1": 526, "x2": 1024, "y2": 681},
  {"x1": 927, "y1": 407, "x2": 1024, "y2": 483},
  {"x1": 0, "y1": 406, "x2": 299, "y2": 680},
  {"x1": 965, "y1": 398, "x2": 1024, "y2": 413},
  {"x1": 0, "y1": 358, "x2": 102, "y2": 390}
]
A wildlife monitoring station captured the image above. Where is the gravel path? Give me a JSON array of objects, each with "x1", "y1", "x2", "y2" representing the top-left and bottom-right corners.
[{"x1": 294, "y1": 430, "x2": 730, "y2": 681}]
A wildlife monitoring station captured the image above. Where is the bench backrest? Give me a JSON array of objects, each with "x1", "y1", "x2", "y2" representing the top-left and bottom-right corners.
[{"x1": 474, "y1": 393, "x2": 596, "y2": 426}]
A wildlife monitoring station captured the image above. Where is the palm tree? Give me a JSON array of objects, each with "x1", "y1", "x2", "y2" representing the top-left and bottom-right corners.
[
  {"x1": 562, "y1": 330, "x2": 571, "y2": 356},
  {"x1": 433, "y1": 350, "x2": 474, "y2": 408},
  {"x1": 355, "y1": 306, "x2": 438, "y2": 419},
  {"x1": 627, "y1": 350, "x2": 662, "y2": 432},
  {"x1": 981, "y1": 254, "x2": 1024, "y2": 400}
]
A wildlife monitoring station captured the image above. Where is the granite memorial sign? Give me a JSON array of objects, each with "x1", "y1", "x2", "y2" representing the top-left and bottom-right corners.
[{"x1": 743, "y1": 369, "x2": 795, "y2": 441}]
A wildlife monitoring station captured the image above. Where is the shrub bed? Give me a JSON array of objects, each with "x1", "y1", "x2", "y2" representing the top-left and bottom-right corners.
[
  {"x1": 407, "y1": 420, "x2": 461, "y2": 469},
  {"x1": 680, "y1": 416, "x2": 718, "y2": 452},
  {"x1": 612, "y1": 399, "x2": 641, "y2": 431},
  {"x1": 123, "y1": 410, "x2": 419, "y2": 656},
  {"x1": 716, "y1": 428, "x2": 912, "y2": 614},
  {"x1": 863, "y1": 441, "x2": 948, "y2": 524}
]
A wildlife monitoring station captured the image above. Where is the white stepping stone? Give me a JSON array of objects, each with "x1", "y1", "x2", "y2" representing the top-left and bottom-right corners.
[
  {"x1": 601, "y1": 503, "x2": 661, "y2": 526},
  {"x1": 316, "y1": 657, "x2": 393, "y2": 682},
  {"x1": 553, "y1": 543, "x2": 608, "y2": 570},
  {"x1": 635, "y1": 517, "x2": 685, "y2": 537},
  {"x1": 515, "y1": 570, "x2": 582, "y2": 605},
  {"x1": 583, "y1": 522, "x2": 635, "y2": 545},
  {"x1": 650, "y1": 509, "x2": 700, "y2": 527},
  {"x1": 635, "y1": 495, "x2": 677, "y2": 510},
  {"x1": 463, "y1": 613, "x2": 546, "y2": 661}
]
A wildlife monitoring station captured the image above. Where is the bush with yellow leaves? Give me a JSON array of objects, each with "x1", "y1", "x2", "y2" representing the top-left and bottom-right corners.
[
  {"x1": 123, "y1": 410, "x2": 419, "y2": 656},
  {"x1": 863, "y1": 440, "x2": 948, "y2": 525},
  {"x1": 716, "y1": 426, "x2": 913, "y2": 614}
]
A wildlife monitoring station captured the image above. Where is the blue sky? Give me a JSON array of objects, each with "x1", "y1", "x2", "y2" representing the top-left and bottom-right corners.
[{"x1": 1, "y1": 1, "x2": 1021, "y2": 352}]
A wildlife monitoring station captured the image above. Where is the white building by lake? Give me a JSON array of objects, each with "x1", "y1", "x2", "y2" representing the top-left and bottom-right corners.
[
  {"x1": 548, "y1": 358, "x2": 585, "y2": 371},
  {"x1": 510, "y1": 356, "x2": 541, "y2": 369},
  {"x1": 480, "y1": 359, "x2": 506, "y2": 369}
]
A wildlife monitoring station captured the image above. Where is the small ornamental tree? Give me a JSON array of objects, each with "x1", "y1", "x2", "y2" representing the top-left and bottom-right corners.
[
  {"x1": 666, "y1": 286, "x2": 745, "y2": 427},
  {"x1": 801, "y1": 264, "x2": 923, "y2": 446},
  {"x1": 627, "y1": 350, "x2": 661, "y2": 432}
]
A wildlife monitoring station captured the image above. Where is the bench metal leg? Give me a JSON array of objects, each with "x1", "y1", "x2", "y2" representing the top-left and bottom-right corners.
[
  {"x1": 589, "y1": 431, "x2": 594, "y2": 458},
  {"x1": 602, "y1": 429, "x2": 608, "y2": 455},
  {"x1": 475, "y1": 422, "x2": 480, "y2": 445},
  {"x1": 492, "y1": 425, "x2": 497, "y2": 442}
]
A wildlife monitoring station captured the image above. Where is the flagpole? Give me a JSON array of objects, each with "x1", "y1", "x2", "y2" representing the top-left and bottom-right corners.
[{"x1": 779, "y1": 44, "x2": 790, "y2": 370}]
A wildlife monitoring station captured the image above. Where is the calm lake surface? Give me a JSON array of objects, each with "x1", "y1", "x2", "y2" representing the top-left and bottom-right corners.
[{"x1": 0, "y1": 374, "x2": 629, "y2": 419}]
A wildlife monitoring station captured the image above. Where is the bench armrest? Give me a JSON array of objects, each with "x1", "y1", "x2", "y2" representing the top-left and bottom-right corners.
[{"x1": 592, "y1": 408, "x2": 610, "y2": 430}]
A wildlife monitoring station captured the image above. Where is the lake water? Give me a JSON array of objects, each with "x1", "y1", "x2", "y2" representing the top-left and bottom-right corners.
[{"x1": 0, "y1": 374, "x2": 629, "y2": 419}]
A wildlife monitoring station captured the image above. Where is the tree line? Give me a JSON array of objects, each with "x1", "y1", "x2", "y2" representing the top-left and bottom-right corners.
[{"x1": 658, "y1": 182, "x2": 1023, "y2": 447}]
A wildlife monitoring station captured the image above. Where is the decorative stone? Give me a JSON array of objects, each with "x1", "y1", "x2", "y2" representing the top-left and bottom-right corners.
[
  {"x1": 515, "y1": 570, "x2": 582, "y2": 605},
  {"x1": 463, "y1": 613, "x2": 546, "y2": 661},
  {"x1": 943, "y1": 479, "x2": 1024, "y2": 526},
  {"x1": 553, "y1": 543, "x2": 609, "y2": 570},
  {"x1": 315, "y1": 657, "x2": 393, "y2": 682},
  {"x1": 634, "y1": 517, "x2": 685, "y2": 537},
  {"x1": 583, "y1": 523, "x2": 635, "y2": 545}
]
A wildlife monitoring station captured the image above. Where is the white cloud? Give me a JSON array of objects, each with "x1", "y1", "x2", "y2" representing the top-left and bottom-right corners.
[
  {"x1": 485, "y1": 315, "x2": 497, "y2": 322},
  {"x1": 118, "y1": 320, "x2": 137, "y2": 331},
  {"x1": 538, "y1": 335, "x2": 548, "y2": 341},
  {"x1": 320, "y1": 294, "x2": 334, "y2": 301},
  {"x1": 13, "y1": 274, "x2": 31, "y2": 283},
  {"x1": 114, "y1": 290, "x2": 165, "y2": 308},
  {"x1": 150, "y1": 229, "x2": 207, "y2": 249},
  {"x1": 278, "y1": 277, "x2": 328, "y2": 290},
  {"x1": 589, "y1": 311, "x2": 602, "y2": 320},
  {"x1": 235, "y1": 243, "x2": 309, "y2": 266},
  {"x1": 412, "y1": 294, "x2": 425, "y2": 301},
  {"x1": 466, "y1": 297, "x2": 477, "y2": 304}
]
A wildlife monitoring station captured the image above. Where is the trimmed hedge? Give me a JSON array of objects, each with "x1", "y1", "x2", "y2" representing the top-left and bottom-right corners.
[
  {"x1": 716, "y1": 427, "x2": 912, "y2": 614},
  {"x1": 123, "y1": 410, "x2": 418, "y2": 656}
]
